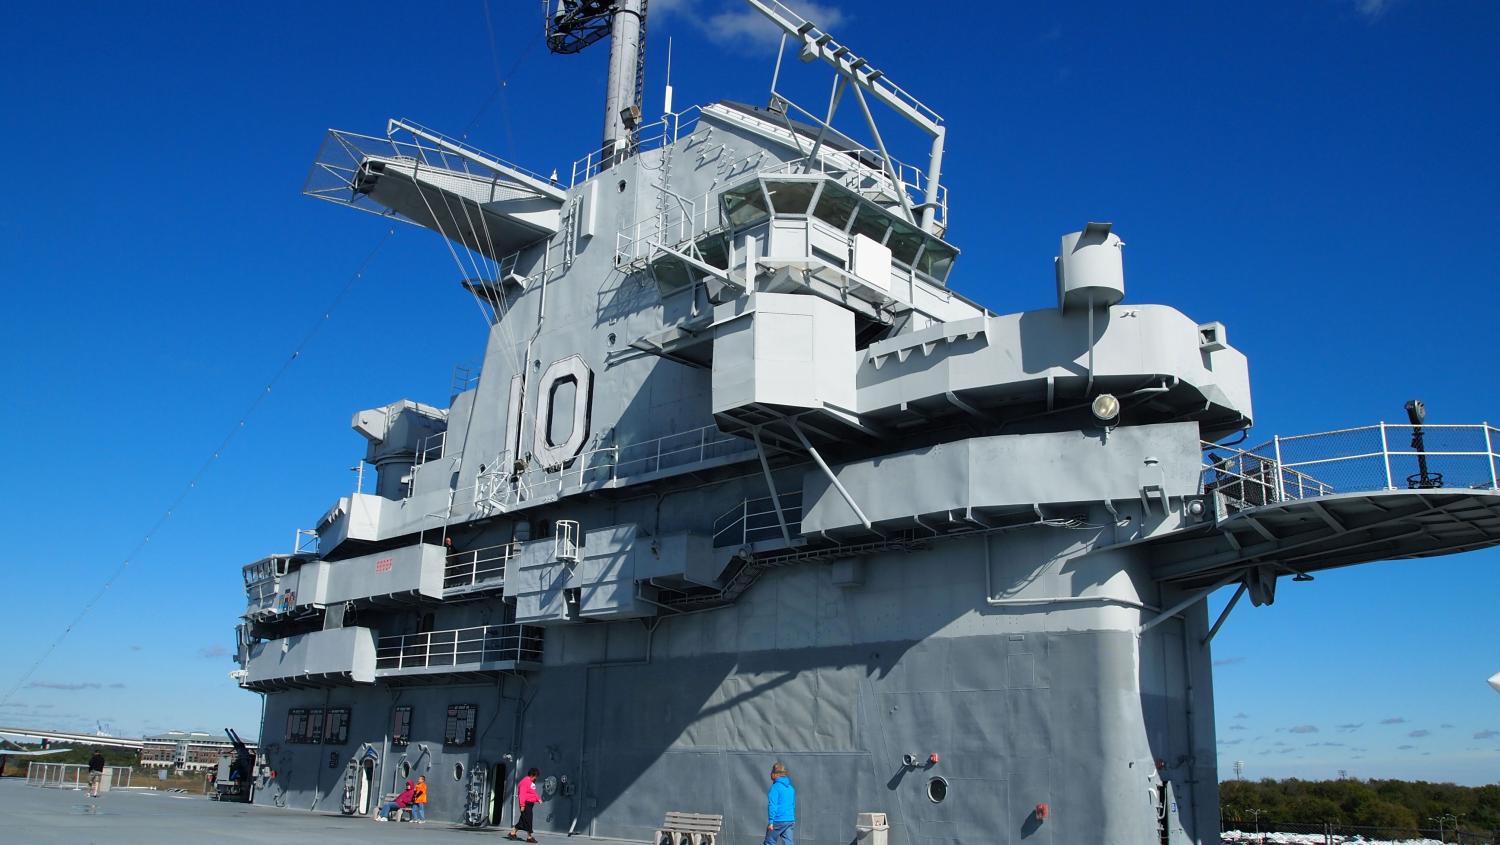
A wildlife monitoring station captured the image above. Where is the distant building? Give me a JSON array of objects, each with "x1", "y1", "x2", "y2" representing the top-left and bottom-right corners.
[{"x1": 139, "y1": 731, "x2": 255, "y2": 772}]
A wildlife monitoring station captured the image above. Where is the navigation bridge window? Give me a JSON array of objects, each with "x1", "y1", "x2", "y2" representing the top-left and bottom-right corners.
[{"x1": 719, "y1": 176, "x2": 957, "y2": 283}]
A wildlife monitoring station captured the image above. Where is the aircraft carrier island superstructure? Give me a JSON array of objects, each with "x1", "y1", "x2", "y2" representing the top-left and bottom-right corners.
[{"x1": 233, "y1": 3, "x2": 1500, "y2": 842}]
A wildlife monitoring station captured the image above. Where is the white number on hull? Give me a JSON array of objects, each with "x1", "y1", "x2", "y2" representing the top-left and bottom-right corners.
[{"x1": 506, "y1": 355, "x2": 595, "y2": 469}]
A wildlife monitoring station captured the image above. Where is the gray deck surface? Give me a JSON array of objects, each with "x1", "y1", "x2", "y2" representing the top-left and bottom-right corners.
[{"x1": 0, "y1": 779, "x2": 642, "y2": 845}]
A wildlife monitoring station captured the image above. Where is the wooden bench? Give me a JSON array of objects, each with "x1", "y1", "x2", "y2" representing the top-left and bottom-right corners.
[
  {"x1": 655, "y1": 811, "x2": 724, "y2": 845},
  {"x1": 378, "y1": 792, "x2": 412, "y2": 822}
]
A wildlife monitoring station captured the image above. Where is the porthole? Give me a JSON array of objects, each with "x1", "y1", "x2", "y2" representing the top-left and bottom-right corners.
[
  {"x1": 400, "y1": 761, "x2": 411, "y2": 779},
  {"x1": 453, "y1": 762, "x2": 465, "y2": 781},
  {"x1": 616, "y1": 179, "x2": 627, "y2": 193},
  {"x1": 928, "y1": 776, "x2": 948, "y2": 804},
  {"x1": 607, "y1": 332, "x2": 617, "y2": 346}
]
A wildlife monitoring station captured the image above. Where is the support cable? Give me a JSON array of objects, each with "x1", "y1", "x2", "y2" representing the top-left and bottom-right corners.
[{"x1": 0, "y1": 226, "x2": 398, "y2": 708}]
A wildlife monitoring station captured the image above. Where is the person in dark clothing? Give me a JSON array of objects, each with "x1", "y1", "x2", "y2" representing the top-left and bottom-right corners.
[
  {"x1": 88, "y1": 750, "x2": 106, "y2": 797},
  {"x1": 508, "y1": 767, "x2": 541, "y2": 842}
]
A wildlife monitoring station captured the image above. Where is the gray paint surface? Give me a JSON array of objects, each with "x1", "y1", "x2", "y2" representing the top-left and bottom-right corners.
[{"x1": 232, "y1": 9, "x2": 1500, "y2": 844}]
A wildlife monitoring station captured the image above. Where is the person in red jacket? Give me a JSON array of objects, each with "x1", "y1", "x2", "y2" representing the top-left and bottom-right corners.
[
  {"x1": 508, "y1": 767, "x2": 541, "y2": 842},
  {"x1": 377, "y1": 780, "x2": 416, "y2": 821}
]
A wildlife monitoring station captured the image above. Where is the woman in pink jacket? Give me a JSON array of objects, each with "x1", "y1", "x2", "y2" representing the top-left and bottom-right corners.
[{"x1": 508, "y1": 767, "x2": 541, "y2": 842}]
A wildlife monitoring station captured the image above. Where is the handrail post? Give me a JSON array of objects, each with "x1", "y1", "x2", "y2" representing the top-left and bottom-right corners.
[
  {"x1": 1272, "y1": 436, "x2": 1285, "y2": 502},
  {"x1": 1486, "y1": 422, "x2": 1497, "y2": 490},
  {"x1": 1379, "y1": 422, "x2": 1394, "y2": 489}
]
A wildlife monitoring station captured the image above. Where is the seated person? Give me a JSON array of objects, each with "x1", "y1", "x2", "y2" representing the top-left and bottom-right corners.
[{"x1": 377, "y1": 780, "x2": 417, "y2": 821}]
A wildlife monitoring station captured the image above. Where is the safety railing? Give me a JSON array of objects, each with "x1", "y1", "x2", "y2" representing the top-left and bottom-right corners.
[
  {"x1": 389, "y1": 119, "x2": 555, "y2": 185},
  {"x1": 475, "y1": 424, "x2": 755, "y2": 514},
  {"x1": 758, "y1": 131, "x2": 948, "y2": 228},
  {"x1": 416, "y1": 431, "x2": 446, "y2": 466},
  {"x1": 615, "y1": 188, "x2": 725, "y2": 268},
  {"x1": 714, "y1": 491, "x2": 804, "y2": 548},
  {"x1": 443, "y1": 542, "x2": 518, "y2": 590},
  {"x1": 614, "y1": 145, "x2": 951, "y2": 271},
  {"x1": 25, "y1": 763, "x2": 133, "y2": 790},
  {"x1": 294, "y1": 528, "x2": 319, "y2": 555},
  {"x1": 375, "y1": 624, "x2": 543, "y2": 670},
  {"x1": 1202, "y1": 422, "x2": 1500, "y2": 511},
  {"x1": 570, "y1": 107, "x2": 704, "y2": 186},
  {"x1": 451, "y1": 363, "x2": 481, "y2": 394}
]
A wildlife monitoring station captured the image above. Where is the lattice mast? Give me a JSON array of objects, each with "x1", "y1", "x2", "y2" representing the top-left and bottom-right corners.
[{"x1": 545, "y1": 0, "x2": 649, "y2": 166}]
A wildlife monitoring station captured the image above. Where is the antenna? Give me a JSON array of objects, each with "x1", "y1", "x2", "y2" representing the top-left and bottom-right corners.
[
  {"x1": 748, "y1": 0, "x2": 947, "y2": 234},
  {"x1": 663, "y1": 36, "x2": 673, "y2": 116},
  {"x1": 544, "y1": 0, "x2": 650, "y2": 167}
]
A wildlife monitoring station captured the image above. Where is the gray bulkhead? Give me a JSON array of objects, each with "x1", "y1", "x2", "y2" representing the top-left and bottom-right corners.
[{"x1": 244, "y1": 102, "x2": 1246, "y2": 845}]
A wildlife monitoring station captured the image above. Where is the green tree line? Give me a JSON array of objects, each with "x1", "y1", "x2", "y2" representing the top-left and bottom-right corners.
[
  {"x1": 1222, "y1": 778, "x2": 1500, "y2": 839},
  {"x1": 0, "y1": 743, "x2": 140, "y2": 775}
]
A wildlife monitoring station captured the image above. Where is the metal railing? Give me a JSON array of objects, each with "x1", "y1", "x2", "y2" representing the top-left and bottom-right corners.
[
  {"x1": 615, "y1": 185, "x2": 726, "y2": 268},
  {"x1": 389, "y1": 119, "x2": 555, "y2": 186},
  {"x1": 375, "y1": 624, "x2": 543, "y2": 670},
  {"x1": 443, "y1": 542, "x2": 518, "y2": 590},
  {"x1": 1203, "y1": 422, "x2": 1500, "y2": 511},
  {"x1": 757, "y1": 121, "x2": 948, "y2": 226},
  {"x1": 714, "y1": 491, "x2": 804, "y2": 548},
  {"x1": 25, "y1": 763, "x2": 133, "y2": 790},
  {"x1": 613, "y1": 147, "x2": 951, "y2": 271},
  {"x1": 475, "y1": 424, "x2": 755, "y2": 514},
  {"x1": 451, "y1": 363, "x2": 481, "y2": 394},
  {"x1": 416, "y1": 431, "x2": 446, "y2": 466},
  {"x1": 294, "y1": 528, "x2": 319, "y2": 555},
  {"x1": 570, "y1": 107, "x2": 703, "y2": 186}
]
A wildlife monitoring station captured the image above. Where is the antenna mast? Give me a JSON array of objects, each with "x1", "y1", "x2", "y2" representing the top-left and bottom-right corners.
[{"x1": 545, "y1": 0, "x2": 650, "y2": 167}]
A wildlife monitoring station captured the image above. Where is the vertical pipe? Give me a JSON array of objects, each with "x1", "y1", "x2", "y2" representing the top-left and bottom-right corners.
[
  {"x1": 919, "y1": 126, "x2": 946, "y2": 233},
  {"x1": 601, "y1": 0, "x2": 645, "y2": 166},
  {"x1": 1085, "y1": 294, "x2": 1096, "y2": 396}
]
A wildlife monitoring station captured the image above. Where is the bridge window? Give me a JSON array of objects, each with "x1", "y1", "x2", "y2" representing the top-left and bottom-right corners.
[
  {"x1": 765, "y1": 179, "x2": 818, "y2": 215},
  {"x1": 723, "y1": 182, "x2": 771, "y2": 227},
  {"x1": 813, "y1": 181, "x2": 859, "y2": 229}
]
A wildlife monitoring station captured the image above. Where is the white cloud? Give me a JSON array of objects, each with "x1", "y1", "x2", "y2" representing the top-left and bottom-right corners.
[
  {"x1": 658, "y1": 0, "x2": 850, "y2": 52},
  {"x1": 1352, "y1": 0, "x2": 1395, "y2": 20}
]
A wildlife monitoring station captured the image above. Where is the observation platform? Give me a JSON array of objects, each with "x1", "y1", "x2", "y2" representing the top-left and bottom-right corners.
[
  {"x1": 1138, "y1": 422, "x2": 1500, "y2": 590},
  {"x1": 305, "y1": 121, "x2": 565, "y2": 260}
]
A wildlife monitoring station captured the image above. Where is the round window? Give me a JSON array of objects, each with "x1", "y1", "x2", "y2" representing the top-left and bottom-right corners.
[
  {"x1": 400, "y1": 761, "x2": 411, "y2": 779},
  {"x1": 453, "y1": 762, "x2": 465, "y2": 781},
  {"x1": 928, "y1": 776, "x2": 948, "y2": 804}
]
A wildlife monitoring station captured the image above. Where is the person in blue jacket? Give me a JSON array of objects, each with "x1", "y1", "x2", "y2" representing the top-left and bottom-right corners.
[{"x1": 764, "y1": 761, "x2": 796, "y2": 845}]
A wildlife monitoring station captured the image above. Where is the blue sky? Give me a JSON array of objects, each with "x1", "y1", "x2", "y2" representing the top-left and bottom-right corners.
[{"x1": 1, "y1": 0, "x2": 1496, "y2": 784}]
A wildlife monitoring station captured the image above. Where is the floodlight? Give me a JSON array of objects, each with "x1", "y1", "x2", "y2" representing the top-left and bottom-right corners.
[{"x1": 1091, "y1": 393, "x2": 1120, "y2": 422}]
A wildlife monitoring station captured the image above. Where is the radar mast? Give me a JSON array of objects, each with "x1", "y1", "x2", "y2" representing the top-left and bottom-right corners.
[{"x1": 545, "y1": 0, "x2": 649, "y2": 167}]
